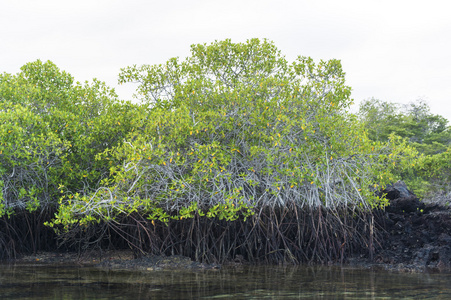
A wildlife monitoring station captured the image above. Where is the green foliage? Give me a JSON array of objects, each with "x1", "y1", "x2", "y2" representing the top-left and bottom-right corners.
[
  {"x1": 358, "y1": 98, "x2": 450, "y2": 156},
  {"x1": 1, "y1": 42, "x2": 425, "y2": 235},
  {"x1": 358, "y1": 98, "x2": 451, "y2": 196},
  {"x1": 50, "y1": 39, "x2": 415, "y2": 229},
  {"x1": 0, "y1": 100, "x2": 68, "y2": 216},
  {"x1": 0, "y1": 60, "x2": 137, "y2": 217},
  {"x1": 416, "y1": 148, "x2": 451, "y2": 193}
]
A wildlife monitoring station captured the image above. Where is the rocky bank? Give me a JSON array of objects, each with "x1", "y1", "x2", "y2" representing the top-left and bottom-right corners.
[
  {"x1": 8, "y1": 181, "x2": 451, "y2": 272},
  {"x1": 354, "y1": 181, "x2": 451, "y2": 272}
]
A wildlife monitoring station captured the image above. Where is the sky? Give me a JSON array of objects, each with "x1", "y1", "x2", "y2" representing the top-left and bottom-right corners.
[{"x1": 1, "y1": 0, "x2": 450, "y2": 120}]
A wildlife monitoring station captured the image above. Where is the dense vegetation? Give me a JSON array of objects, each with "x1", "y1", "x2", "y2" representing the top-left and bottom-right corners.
[
  {"x1": 358, "y1": 98, "x2": 451, "y2": 197},
  {"x1": 1, "y1": 39, "x2": 449, "y2": 262}
]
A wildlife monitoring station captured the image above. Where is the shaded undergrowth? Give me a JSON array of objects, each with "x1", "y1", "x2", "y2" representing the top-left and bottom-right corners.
[
  {"x1": 0, "y1": 210, "x2": 58, "y2": 260},
  {"x1": 53, "y1": 205, "x2": 382, "y2": 265},
  {"x1": 0, "y1": 205, "x2": 384, "y2": 264}
]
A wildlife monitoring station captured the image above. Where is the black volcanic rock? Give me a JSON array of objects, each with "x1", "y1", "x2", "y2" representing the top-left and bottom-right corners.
[{"x1": 382, "y1": 181, "x2": 425, "y2": 213}]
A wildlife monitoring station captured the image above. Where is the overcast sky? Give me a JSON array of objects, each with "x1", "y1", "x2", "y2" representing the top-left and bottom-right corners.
[{"x1": 1, "y1": 0, "x2": 450, "y2": 120}]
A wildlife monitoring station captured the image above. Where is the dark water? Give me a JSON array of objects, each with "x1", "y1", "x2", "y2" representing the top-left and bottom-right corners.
[{"x1": 1, "y1": 263, "x2": 451, "y2": 299}]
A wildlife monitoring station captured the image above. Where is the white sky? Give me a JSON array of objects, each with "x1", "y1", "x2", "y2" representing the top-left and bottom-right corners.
[{"x1": 1, "y1": 0, "x2": 450, "y2": 121}]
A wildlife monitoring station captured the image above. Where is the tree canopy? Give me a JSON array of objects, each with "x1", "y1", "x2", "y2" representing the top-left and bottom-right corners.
[
  {"x1": 358, "y1": 98, "x2": 450, "y2": 155},
  {"x1": 46, "y1": 39, "x2": 417, "y2": 229},
  {"x1": 0, "y1": 60, "x2": 141, "y2": 217},
  {"x1": 358, "y1": 98, "x2": 451, "y2": 196}
]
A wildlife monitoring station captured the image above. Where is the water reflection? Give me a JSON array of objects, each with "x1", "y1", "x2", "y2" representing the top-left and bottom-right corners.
[{"x1": 0, "y1": 263, "x2": 451, "y2": 299}]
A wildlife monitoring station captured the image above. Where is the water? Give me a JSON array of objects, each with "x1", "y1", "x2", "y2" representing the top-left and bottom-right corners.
[{"x1": 1, "y1": 263, "x2": 451, "y2": 299}]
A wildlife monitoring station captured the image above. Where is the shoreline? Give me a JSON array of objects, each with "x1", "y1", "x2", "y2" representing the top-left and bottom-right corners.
[{"x1": 3, "y1": 192, "x2": 451, "y2": 273}]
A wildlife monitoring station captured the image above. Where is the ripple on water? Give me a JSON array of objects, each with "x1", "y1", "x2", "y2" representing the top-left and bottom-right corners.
[{"x1": 1, "y1": 264, "x2": 451, "y2": 299}]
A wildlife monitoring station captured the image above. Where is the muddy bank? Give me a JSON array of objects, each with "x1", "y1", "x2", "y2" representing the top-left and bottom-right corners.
[
  {"x1": 97, "y1": 191, "x2": 451, "y2": 273},
  {"x1": 6, "y1": 182, "x2": 451, "y2": 273}
]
